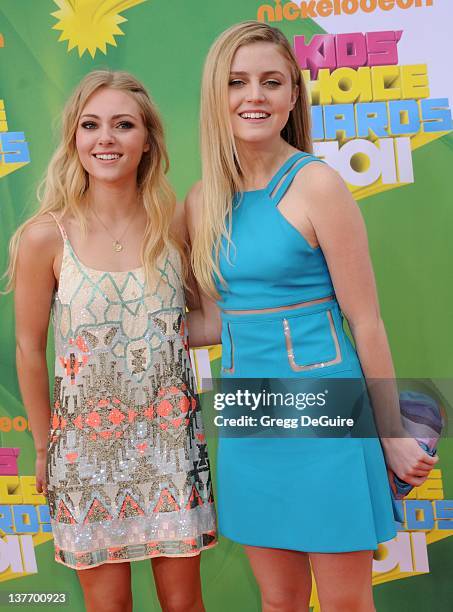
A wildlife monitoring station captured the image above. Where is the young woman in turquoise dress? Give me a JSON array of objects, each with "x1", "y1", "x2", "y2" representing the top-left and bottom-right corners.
[
  {"x1": 185, "y1": 22, "x2": 438, "y2": 611},
  {"x1": 7, "y1": 71, "x2": 216, "y2": 612}
]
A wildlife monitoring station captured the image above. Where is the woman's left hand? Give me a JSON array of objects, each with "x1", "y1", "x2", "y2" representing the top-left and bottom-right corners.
[{"x1": 382, "y1": 437, "x2": 438, "y2": 490}]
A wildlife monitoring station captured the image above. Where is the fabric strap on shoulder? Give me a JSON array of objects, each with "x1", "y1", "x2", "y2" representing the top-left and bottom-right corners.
[
  {"x1": 48, "y1": 211, "x2": 67, "y2": 241},
  {"x1": 266, "y1": 152, "x2": 308, "y2": 196},
  {"x1": 271, "y1": 156, "x2": 325, "y2": 206}
]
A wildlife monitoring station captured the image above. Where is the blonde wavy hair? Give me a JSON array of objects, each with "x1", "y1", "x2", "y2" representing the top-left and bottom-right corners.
[
  {"x1": 192, "y1": 21, "x2": 313, "y2": 297},
  {"x1": 5, "y1": 70, "x2": 181, "y2": 292}
]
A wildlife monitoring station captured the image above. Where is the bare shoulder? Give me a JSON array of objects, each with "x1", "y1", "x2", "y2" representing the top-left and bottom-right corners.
[
  {"x1": 171, "y1": 200, "x2": 188, "y2": 242},
  {"x1": 18, "y1": 215, "x2": 62, "y2": 268},
  {"x1": 294, "y1": 160, "x2": 358, "y2": 215},
  {"x1": 296, "y1": 160, "x2": 349, "y2": 197},
  {"x1": 19, "y1": 214, "x2": 60, "y2": 261},
  {"x1": 185, "y1": 180, "x2": 202, "y2": 202},
  {"x1": 14, "y1": 214, "x2": 59, "y2": 299},
  {"x1": 184, "y1": 181, "x2": 203, "y2": 219}
]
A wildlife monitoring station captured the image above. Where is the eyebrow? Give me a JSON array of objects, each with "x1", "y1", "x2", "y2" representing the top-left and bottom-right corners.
[
  {"x1": 229, "y1": 70, "x2": 286, "y2": 77},
  {"x1": 80, "y1": 113, "x2": 137, "y2": 120}
]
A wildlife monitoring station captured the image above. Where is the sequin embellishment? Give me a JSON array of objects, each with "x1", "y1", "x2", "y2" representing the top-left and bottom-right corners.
[{"x1": 47, "y1": 219, "x2": 217, "y2": 569}]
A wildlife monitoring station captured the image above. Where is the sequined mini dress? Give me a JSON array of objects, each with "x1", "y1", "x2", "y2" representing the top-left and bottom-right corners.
[{"x1": 46, "y1": 213, "x2": 217, "y2": 569}]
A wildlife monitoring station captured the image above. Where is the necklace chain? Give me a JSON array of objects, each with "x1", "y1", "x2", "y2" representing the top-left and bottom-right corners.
[{"x1": 92, "y1": 208, "x2": 138, "y2": 252}]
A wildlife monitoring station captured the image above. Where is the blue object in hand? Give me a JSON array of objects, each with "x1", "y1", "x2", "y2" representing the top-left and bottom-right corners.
[{"x1": 391, "y1": 391, "x2": 443, "y2": 522}]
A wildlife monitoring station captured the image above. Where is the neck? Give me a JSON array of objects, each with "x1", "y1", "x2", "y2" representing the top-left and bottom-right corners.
[
  {"x1": 236, "y1": 138, "x2": 294, "y2": 190},
  {"x1": 87, "y1": 177, "x2": 141, "y2": 221}
]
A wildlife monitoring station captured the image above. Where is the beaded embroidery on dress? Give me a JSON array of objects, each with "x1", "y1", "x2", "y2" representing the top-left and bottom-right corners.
[{"x1": 46, "y1": 213, "x2": 217, "y2": 569}]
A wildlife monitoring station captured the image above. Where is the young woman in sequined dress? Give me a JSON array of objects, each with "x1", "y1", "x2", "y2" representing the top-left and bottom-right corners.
[{"x1": 7, "y1": 71, "x2": 216, "y2": 612}]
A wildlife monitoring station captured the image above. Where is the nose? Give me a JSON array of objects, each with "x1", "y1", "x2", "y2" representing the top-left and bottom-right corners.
[
  {"x1": 97, "y1": 125, "x2": 115, "y2": 146},
  {"x1": 245, "y1": 81, "x2": 266, "y2": 103}
]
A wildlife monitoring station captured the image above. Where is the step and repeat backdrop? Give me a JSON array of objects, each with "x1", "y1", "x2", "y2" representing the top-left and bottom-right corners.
[{"x1": 0, "y1": 1, "x2": 452, "y2": 610}]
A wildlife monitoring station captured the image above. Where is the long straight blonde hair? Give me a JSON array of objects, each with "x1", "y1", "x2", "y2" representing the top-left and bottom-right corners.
[
  {"x1": 5, "y1": 70, "x2": 181, "y2": 292},
  {"x1": 193, "y1": 21, "x2": 313, "y2": 297}
]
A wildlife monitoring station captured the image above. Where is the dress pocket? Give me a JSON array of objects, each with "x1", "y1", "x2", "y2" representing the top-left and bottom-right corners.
[{"x1": 283, "y1": 309, "x2": 343, "y2": 372}]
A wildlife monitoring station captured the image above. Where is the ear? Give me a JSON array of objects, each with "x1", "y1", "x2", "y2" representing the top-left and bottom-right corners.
[
  {"x1": 290, "y1": 85, "x2": 299, "y2": 110},
  {"x1": 143, "y1": 142, "x2": 150, "y2": 153}
]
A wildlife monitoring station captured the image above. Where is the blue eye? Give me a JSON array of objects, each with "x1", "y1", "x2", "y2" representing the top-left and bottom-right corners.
[
  {"x1": 229, "y1": 79, "x2": 245, "y2": 87},
  {"x1": 264, "y1": 80, "x2": 281, "y2": 88},
  {"x1": 117, "y1": 121, "x2": 134, "y2": 129},
  {"x1": 81, "y1": 121, "x2": 97, "y2": 129}
]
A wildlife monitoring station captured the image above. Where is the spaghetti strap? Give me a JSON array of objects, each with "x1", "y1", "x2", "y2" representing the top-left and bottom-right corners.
[
  {"x1": 271, "y1": 155, "x2": 325, "y2": 206},
  {"x1": 266, "y1": 152, "x2": 307, "y2": 195},
  {"x1": 48, "y1": 211, "x2": 67, "y2": 241}
]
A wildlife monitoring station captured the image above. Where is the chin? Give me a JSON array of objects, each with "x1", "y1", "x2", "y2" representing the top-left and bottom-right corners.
[
  {"x1": 236, "y1": 131, "x2": 275, "y2": 145},
  {"x1": 89, "y1": 171, "x2": 126, "y2": 185}
]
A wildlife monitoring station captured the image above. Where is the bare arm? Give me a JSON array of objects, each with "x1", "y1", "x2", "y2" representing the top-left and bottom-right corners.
[
  {"x1": 14, "y1": 216, "x2": 59, "y2": 492},
  {"x1": 299, "y1": 163, "x2": 437, "y2": 485},
  {"x1": 301, "y1": 165, "x2": 393, "y2": 379},
  {"x1": 183, "y1": 182, "x2": 221, "y2": 348}
]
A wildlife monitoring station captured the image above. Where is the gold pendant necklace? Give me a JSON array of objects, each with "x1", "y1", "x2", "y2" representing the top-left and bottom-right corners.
[{"x1": 92, "y1": 208, "x2": 137, "y2": 252}]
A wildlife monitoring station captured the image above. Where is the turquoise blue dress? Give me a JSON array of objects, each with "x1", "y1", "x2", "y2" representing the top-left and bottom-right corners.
[{"x1": 215, "y1": 152, "x2": 396, "y2": 552}]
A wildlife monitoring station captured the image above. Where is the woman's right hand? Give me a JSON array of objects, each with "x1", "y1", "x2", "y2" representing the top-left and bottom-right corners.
[{"x1": 35, "y1": 450, "x2": 48, "y2": 496}]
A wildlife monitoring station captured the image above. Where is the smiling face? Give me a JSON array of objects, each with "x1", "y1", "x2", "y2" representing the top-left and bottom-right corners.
[
  {"x1": 75, "y1": 87, "x2": 150, "y2": 187},
  {"x1": 228, "y1": 41, "x2": 298, "y2": 147}
]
